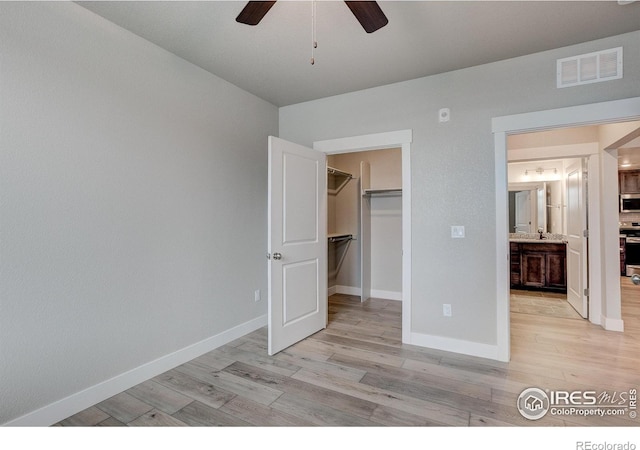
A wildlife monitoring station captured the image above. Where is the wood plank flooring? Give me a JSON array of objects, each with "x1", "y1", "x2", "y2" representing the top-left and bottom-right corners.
[
  {"x1": 55, "y1": 280, "x2": 640, "y2": 427},
  {"x1": 510, "y1": 289, "x2": 582, "y2": 320}
]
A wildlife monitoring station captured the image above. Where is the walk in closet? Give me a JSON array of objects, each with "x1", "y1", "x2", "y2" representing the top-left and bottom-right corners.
[{"x1": 327, "y1": 147, "x2": 402, "y2": 302}]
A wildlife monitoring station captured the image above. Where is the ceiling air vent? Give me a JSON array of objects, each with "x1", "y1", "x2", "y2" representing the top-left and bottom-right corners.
[{"x1": 557, "y1": 47, "x2": 623, "y2": 88}]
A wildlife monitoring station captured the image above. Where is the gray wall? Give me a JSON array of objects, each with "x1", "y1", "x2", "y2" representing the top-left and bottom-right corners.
[
  {"x1": 280, "y1": 31, "x2": 640, "y2": 345},
  {"x1": 0, "y1": 3, "x2": 277, "y2": 424}
]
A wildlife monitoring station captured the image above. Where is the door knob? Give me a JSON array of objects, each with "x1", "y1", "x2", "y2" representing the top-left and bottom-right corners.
[
  {"x1": 632, "y1": 274, "x2": 640, "y2": 285},
  {"x1": 272, "y1": 252, "x2": 282, "y2": 260}
]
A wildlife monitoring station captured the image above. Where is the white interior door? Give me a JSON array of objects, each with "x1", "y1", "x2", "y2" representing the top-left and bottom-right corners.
[
  {"x1": 268, "y1": 136, "x2": 327, "y2": 355},
  {"x1": 514, "y1": 190, "x2": 532, "y2": 233},
  {"x1": 566, "y1": 160, "x2": 588, "y2": 318}
]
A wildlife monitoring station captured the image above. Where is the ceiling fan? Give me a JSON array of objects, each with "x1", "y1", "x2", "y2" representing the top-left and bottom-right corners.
[{"x1": 236, "y1": 1, "x2": 389, "y2": 33}]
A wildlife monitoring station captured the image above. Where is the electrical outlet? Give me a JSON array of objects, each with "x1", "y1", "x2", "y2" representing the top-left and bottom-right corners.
[
  {"x1": 254, "y1": 289, "x2": 261, "y2": 302},
  {"x1": 451, "y1": 225, "x2": 465, "y2": 238},
  {"x1": 443, "y1": 304, "x2": 452, "y2": 317}
]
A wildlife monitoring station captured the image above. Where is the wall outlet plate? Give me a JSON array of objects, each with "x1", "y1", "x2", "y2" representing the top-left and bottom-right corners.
[
  {"x1": 443, "y1": 304, "x2": 452, "y2": 317},
  {"x1": 451, "y1": 225, "x2": 465, "y2": 238}
]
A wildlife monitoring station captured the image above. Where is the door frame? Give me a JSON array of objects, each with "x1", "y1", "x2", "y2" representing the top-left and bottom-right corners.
[
  {"x1": 493, "y1": 96, "x2": 640, "y2": 362},
  {"x1": 314, "y1": 129, "x2": 413, "y2": 343}
]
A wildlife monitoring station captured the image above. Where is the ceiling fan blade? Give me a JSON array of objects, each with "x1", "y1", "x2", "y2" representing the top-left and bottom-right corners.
[
  {"x1": 236, "y1": 1, "x2": 277, "y2": 26},
  {"x1": 344, "y1": 1, "x2": 388, "y2": 33}
]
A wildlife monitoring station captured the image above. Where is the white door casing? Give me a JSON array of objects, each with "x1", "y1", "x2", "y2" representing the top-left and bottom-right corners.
[
  {"x1": 565, "y1": 159, "x2": 588, "y2": 318},
  {"x1": 494, "y1": 96, "x2": 640, "y2": 362},
  {"x1": 313, "y1": 129, "x2": 412, "y2": 344},
  {"x1": 268, "y1": 136, "x2": 327, "y2": 355},
  {"x1": 514, "y1": 190, "x2": 532, "y2": 233},
  {"x1": 536, "y1": 186, "x2": 547, "y2": 232},
  {"x1": 360, "y1": 161, "x2": 372, "y2": 303}
]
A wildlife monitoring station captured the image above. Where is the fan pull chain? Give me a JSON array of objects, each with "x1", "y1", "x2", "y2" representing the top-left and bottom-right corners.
[{"x1": 311, "y1": 0, "x2": 317, "y2": 65}]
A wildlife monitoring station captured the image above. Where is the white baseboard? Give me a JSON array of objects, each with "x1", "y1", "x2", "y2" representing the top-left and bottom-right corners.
[
  {"x1": 371, "y1": 289, "x2": 402, "y2": 301},
  {"x1": 327, "y1": 285, "x2": 338, "y2": 296},
  {"x1": 410, "y1": 331, "x2": 505, "y2": 362},
  {"x1": 334, "y1": 285, "x2": 361, "y2": 296},
  {"x1": 331, "y1": 285, "x2": 401, "y2": 301},
  {"x1": 4, "y1": 314, "x2": 267, "y2": 427},
  {"x1": 601, "y1": 314, "x2": 624, "y2": 332}
]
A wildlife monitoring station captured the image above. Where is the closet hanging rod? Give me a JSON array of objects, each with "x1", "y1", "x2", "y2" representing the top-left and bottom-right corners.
[{"x1": 327, "y1": 166, "x2": 353, "y2": 179}]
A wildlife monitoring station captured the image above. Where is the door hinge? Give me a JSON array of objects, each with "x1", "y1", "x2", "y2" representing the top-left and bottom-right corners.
[
  {"x1": 584, "y1": 288, "x2": 589, "y2": 297},
  {"x1": 583, "y1": 229, "x2": 589, "y2": 238}
]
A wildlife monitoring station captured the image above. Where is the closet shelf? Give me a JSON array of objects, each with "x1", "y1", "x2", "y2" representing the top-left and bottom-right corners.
[
  {"x1": 362, "y1": 188, "x2": 402, "y2": 197},
  {"x1": 328, "y1": 166, "x2": 353, "y2": 195},
  {"x1": 328, "y1": 233, "x2": 355, "y2": 243},
  {"x1": 327, "y1": 167, "x2": 353, "y2": 178}
]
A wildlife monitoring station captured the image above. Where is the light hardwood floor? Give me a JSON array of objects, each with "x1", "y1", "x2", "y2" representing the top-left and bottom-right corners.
[
  {"x1": 55, "y1": 280, "x2": 640, "y2": 427},
  {"x1": 510, "y1": 289, "x2": 582, "y2": 320}
]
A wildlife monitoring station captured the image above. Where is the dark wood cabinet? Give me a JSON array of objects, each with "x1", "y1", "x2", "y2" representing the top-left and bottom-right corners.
[
  {"x1": 546, "y1": 252, "x2": 567, "y2": 289},
  {"x1": 510, "y1": 242, "x2": 567, "y2": 292},
  {"x1": 619, "y1": 170, "x2": 640, "y2": 194},
  {"x1": 521, "y1": 253, "x2": 545, "y2": 288},
  {"x1": 510, "y1": 243, "x2": 521, "y2": 286}
]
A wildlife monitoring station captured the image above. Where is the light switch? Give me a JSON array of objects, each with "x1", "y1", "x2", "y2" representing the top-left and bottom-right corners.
[{"x1": 451, "y1": 225, "x2": 465, "y2": 238}]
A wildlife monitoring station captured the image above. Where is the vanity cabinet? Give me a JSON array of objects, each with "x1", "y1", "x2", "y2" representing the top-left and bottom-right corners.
[{"x1": 510, "y1": 242, "x2": 567, "y2": 292}]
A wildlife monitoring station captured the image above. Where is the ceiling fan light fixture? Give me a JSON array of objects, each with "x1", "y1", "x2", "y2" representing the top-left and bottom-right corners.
[
  {"x1": 236, "y1": 1, "x2": 277, "y2": 26},
  {"x1": 236, "y1": 1, "x2": 388, "y2": 34},
  {"x1": 344, "y1": 1, "x2": 389, "y2": 33},
  {"x1": 236, "y1": 0, "x2": 388, "y2": 66}
]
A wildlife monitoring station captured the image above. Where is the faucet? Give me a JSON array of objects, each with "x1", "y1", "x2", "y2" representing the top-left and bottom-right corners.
[{"x1": 538, "y1": 228, "x2": 544, "y2": 240}]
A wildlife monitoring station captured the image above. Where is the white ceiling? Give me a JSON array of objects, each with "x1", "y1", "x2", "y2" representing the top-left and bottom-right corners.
[{"x1": 77, "y1": 1, "x2": 640, "y2": 107}]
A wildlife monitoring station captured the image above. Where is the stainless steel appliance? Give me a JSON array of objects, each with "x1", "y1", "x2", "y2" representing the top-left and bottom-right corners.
[
  {"x1": 620, "y1": 194, "x2": 640, "y2": 213},
  {"x1": 621, "y1": 225, "x2": 640, "y2": 276}
]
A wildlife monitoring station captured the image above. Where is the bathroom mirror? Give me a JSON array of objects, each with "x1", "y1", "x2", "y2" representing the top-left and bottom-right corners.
[{"x1": 509, "y1": 181, "x2": 563, "y2": 234}]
